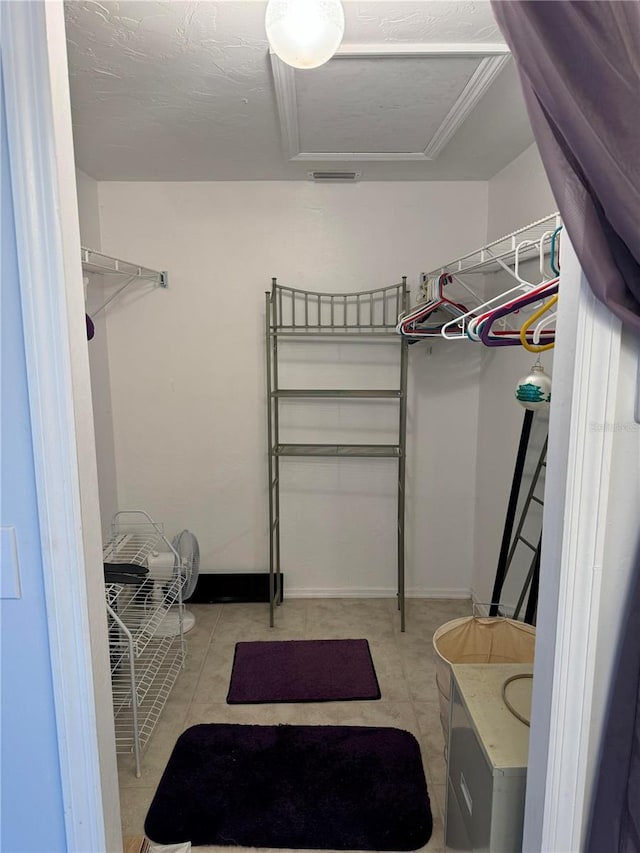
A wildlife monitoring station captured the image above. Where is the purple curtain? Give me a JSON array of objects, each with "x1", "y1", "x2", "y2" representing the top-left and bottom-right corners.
[
  {"x1": 490, "y1": 2, "x2": 640, "y2": 850},
  {"x1": 491, "y1": 0, "x2": 640, "y2": 333}
]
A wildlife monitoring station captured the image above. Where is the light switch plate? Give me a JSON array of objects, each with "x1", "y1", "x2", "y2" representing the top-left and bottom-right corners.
[{"x1": 1, "y1": 526, "x2": 22, "y2": 599}]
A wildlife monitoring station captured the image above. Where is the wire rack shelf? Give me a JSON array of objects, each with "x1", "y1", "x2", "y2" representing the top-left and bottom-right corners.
[
  {"x1": 81, "y1": 247, "x2": 168, "y2": 287},
  {"x1": 424, "y1": 212, "x2": 561, "y2": 279},
  {"x1": 103, "y1": 511, "x2": 185, "y2": 776},
  {"x1": 112, "y1": 642, "x2": 183, "y2": 753}
]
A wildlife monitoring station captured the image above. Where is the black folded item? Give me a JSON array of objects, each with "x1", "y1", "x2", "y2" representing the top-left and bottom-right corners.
[{"x1": 103, "y1": 562, "x2": 148, "y2": 585}]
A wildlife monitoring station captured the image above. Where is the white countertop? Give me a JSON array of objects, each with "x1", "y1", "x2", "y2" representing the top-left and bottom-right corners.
[{"x1": 451, "y1": 663, "x2": 533, "y2": 771}]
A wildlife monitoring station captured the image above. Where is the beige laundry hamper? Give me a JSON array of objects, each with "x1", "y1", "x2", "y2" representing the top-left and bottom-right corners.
[{"x1": 433, "y1": 614, "x2": 536, "y2": 752}]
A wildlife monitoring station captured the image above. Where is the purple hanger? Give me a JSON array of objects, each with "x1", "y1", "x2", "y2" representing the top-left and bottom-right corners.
[{"x1": 479, "y1": 283, "x2": 559, "y2": 347}]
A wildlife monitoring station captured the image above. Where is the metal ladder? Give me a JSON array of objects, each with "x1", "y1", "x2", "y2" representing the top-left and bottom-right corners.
[{"x1": 490, "y1": 411, "x2": 547, "y2": 625}]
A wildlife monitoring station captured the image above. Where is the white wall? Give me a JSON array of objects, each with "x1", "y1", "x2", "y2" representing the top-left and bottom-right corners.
[
  {"x1": 97, "y1": 180, "x2": 488, "y2": 596},
  {"x1": 487, "y1": 143, "x2": 558, "y2": 242},
  {"x1": 472, "y1": 144, "x2": 558, "y2": 607},
  {"x1": 76, "y1": 168, "x2": 118, "y2": 536}
]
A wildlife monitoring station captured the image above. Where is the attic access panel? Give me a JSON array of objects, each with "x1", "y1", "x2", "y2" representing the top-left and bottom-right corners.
[
  {"x1": 271, "y1": 47, "x2": 510, "y2": 162},
  {"x1": 299, "y1": 55, "x2": 478, "y2": 153}
]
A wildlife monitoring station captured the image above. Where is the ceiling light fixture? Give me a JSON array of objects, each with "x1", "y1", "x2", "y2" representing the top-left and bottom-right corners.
[{"x1": 265, "y1": 0, "x2": 345, "y2": 70}]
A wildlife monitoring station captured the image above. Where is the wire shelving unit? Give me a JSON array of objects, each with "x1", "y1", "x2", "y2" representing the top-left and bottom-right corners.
[
  {"x1": 103, "y1": 511, "x2": 185, "y2": 777},
  {"x1": 265, "y1": 278, "x2": 410, "y2": 630}
]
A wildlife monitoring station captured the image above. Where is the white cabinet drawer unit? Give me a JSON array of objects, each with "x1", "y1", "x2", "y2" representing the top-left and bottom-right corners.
[{"x1": 445, "y1": 663, "x2": 533, "y2": 852}]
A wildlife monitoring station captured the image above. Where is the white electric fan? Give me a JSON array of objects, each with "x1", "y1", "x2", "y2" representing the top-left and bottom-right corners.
[{"x1": 149, "y1": 529, "x2": 200, "y2": 636}]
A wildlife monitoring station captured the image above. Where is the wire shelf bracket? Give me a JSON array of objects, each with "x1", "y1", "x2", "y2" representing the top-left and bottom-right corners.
[{"x1": 81, "y1": 247, "x2": 168, "y2": 317}]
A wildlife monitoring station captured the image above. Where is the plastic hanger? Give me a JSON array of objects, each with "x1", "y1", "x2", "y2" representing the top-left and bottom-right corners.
[
  {"x1": 440, "y1": 237, "x2": 551, "y2": 340},
  {"x1": 520, "y1": 293, "x2": 559, "y2": 352},
  {"x1": 399, "y1": 300, "x2": 469, "y2": 338},
  {"x1": 533, "y1": 308, "x2": 558, "y2": 344},
  {"x1": 466, "y1": 279, "x2": 558, "y2": 344},
  {"x1": 550, "y1": 225, "x2": 562, "y2": 276},
  {"x1": 523, "y1": 225, "x2": 561, "y2": 348},
  {"x1": 397, "y1": 274, "x2": 470, "y2": 338},
  {"x1": 479, "y1": 280, "x2": 559, "y2": 347}
]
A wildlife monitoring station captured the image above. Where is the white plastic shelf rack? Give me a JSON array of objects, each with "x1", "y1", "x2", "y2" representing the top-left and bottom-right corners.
[{"x1": 103, "y1": 511, "x2": 185, "y2": 777}]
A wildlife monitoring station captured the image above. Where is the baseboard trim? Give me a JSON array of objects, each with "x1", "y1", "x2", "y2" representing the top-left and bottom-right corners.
[
  {"x1": 471, "y1": 589, "x2": 489, "y2": 616},
  {"x1": 189, "y1": 573, "x2": 283, "y2": 604},
  {"x1": 285, "y1": 587, "x2": 471, "y2": 599},
  {"x1": 190, "y1": 576, "x2": 471, "y2": 602}
]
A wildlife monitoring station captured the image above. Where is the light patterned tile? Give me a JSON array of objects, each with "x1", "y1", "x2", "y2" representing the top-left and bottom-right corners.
[
  {"x1": 394, "y1": 598, "x2": 472, "y2": 640},
  {"x1": 188, "y1": 603, "x2": 223, "y2": 625},
  {"x1": 432, "y1": 782, "x2": 447, "y2": 822},
  {"x1": 119, "y1": 786, "x2": 156, "y2": 838},
  {"x1": 422, "y1": 811, "x2": 445, "y2": 852},
  {"x1": 165, "y1": 668, "x2": 202, "y2": 706},
  {"x1": 118, "y1": 598, "x2": 464, "y2": 852},
  {"x1": 304, "y1": 598, "x2": 396, "y2": 640},
  {"x1": 414, "y1": 700, "x2": 448, "y2": 785},
  {"x1": 367, "y1": 638, "x2": 411, "y2": 700},
  {"x1": 310, "y1": 699, "x2": 421, "y2": 737},
  {"x1": 192, "y1": 667, "x2": 233, "y2": 705},
  {"x1": 215, "y1": 602, "x2": 306, "y2": 637},
  {"x1": 404, "y1": 664, "x2": 442, "y2": 702},
  {"x1": 117, "y1": 713, "x2": 184, "y2": 789},
  {"x1": 185, "y1": 701, "x2": 335, "y2": 728}
]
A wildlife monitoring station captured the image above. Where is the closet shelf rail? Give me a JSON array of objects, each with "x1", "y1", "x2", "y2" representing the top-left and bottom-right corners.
[
  {"x1": 425, "y1": 212, "x2": 561, "y2": 279},
  {"x1": 82, "y1": 247, "x2": 168, "y2": 318},
  {"x1": 81, "y1": 247, "x2": 168, "y2": 287}
]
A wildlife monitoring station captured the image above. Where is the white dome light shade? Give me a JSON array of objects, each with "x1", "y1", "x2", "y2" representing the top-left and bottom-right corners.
[{"x1": 266, "y1": 0, "x2": 345, "y2": 70}]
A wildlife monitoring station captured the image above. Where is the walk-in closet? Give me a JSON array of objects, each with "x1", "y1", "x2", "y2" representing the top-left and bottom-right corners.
[
  {"x1": 4, "y1": 2, "x2": 638, "y2": 852},
  {"x1": 65, "y1": 1, "x2": 634, "y2": 849}
]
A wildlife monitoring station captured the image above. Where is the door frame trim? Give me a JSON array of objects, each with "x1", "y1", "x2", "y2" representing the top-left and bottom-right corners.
[{"x1": 2, "y1": 2, "x2": 119, "y2": 849}]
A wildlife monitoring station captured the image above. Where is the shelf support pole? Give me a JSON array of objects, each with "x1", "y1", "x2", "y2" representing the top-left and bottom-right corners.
[
  {"x1": 265, "y1": 288, "x2": 275, "y2": 627},
  {"x1": 272, "y1": 280, "x2": 282, "y2": 610},
  {"x1": 398, "y1": 277, "x2": 409, "y2": 631}
]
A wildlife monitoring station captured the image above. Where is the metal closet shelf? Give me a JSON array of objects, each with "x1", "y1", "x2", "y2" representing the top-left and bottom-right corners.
[
  {"x1": 81, "y1": 247, "x2": 168, "y2": 286},
  {"x1": 265, "y1": 277, "x2": 409, "y2": 630},
  {"x1": 81, "y1": 247, "x2": 168, "y2": 317},
  {"x1": 424, "y1": 212, "x2": 561, "y2": 279},
  {"x1": 272, "y1": 389, "x2": 402, "y2": 398},
  {"x1": 274, "y1": 444, "x2": 402, "y2": 458}
]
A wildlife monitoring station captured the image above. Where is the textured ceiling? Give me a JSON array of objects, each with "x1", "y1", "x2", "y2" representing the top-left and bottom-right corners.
[{"x1": 64, "y1": 1, "x2": 534, "y2": 181}]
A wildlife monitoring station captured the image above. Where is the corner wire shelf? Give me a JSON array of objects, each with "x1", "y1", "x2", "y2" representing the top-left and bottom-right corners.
[
  {"x1": 265, "y1": 278, "x2": 410, "y2": 631},
  {"x1": 424, "y1": 212, "x2": 561, "y2": 280},
  {"x1": 409, "y1": 211, "x2": 562, "y2": 341},
  {"x1": 81, "y1": 247, "x2": 168, "y2": 317},
  {"x1": 103, "y1": 510, "x2": 185, "y2": 777}
]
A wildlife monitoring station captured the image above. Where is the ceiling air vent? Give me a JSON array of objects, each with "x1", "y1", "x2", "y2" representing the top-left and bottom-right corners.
[{"x1": 308, "y1": 170, "x2": 361, "y2": 182}]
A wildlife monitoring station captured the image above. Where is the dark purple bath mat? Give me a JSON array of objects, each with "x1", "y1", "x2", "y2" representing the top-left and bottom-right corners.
[
  {"x1": 144, "y1": 723, "x2": 432, "y2": 850},
  {"x1": 226, "y1": 638, "x2": 381, "y2": 704}
]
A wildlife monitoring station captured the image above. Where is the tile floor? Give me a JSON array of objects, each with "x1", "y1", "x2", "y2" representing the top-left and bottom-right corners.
[{"x1": 118, "y1": 597, "x2": 472, "y2": 853}]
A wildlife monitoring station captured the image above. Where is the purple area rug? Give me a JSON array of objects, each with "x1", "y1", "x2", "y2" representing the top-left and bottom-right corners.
[
  {"x1": 144, "y1": 723, "x2": 432, "y2": 850},
  {"x1": 226, "y1": 638, "x2": 381, "y2": 704}
]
